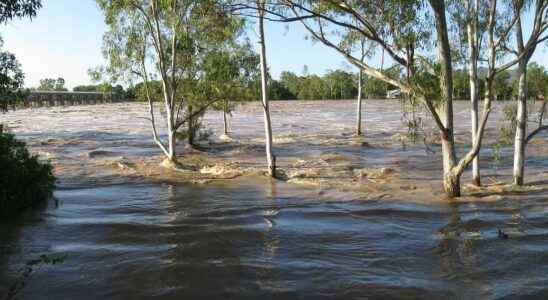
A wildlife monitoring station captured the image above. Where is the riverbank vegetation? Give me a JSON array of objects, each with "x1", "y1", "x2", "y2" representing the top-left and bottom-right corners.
[
  {"x1": 0, "y1": 0, "x2": 56, "y2": 216},
  {"x1": 0, "y1": 129, "x2": 55, "y2": 216}
]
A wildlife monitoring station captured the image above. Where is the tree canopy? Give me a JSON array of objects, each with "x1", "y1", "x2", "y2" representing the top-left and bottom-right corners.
[{"x1": 0, "y1": 0, "x2": 41, "y2": 24}]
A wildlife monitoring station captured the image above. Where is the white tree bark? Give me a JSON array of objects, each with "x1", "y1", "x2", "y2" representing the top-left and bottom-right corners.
[
  {"x1": 513, "y1": 16, "x2": 529, "y2": 186},
  {"x1": 431, "y1": 0, "x2": 460, "y2": 197},
  {"x1": 513, "y1": 62, "x2": 527, "y2": 185},
  {"x1": 258, "y1": 0, "x2": 275, "y2": 177},
  {"x1": 356, "y1": 69, "x2": 363, "y2": 135},
  {"x1": 466, "y1": 0, "x2": 481, "y2": 186}
]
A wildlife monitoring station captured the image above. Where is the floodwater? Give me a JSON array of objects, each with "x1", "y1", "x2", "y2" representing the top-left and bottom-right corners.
[{"x1": 1, "y1": 100, "x2": 547, "y2": 299}]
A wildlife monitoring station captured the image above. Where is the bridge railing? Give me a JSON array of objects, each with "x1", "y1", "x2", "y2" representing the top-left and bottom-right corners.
[{"x1": 21, "y1": 91, "x2": 128, "y2": 108}]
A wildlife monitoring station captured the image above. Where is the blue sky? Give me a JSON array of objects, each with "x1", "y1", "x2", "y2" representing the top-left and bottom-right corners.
[{"x1": 1, "y1": 0, "x2": 546, "y2": 90}]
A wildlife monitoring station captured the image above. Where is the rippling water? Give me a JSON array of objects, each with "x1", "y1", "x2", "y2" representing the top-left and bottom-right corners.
[
  {"x1": 2, "y1": 179, "x2": 548, "y2": 299},
  {"x1": 1, "y1": 100, "x2": 547, "y2": 299}
]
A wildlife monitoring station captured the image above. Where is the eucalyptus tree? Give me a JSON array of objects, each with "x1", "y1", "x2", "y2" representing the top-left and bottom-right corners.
[
  {"x1": 0, "y1": 0, "x2": 41, "y2": 113},
  {"x1": 355, "y1": 40, "x2": 367, "y2": 135},
  {"x1": 257, "y1": 0, "x2": 276, "y2": 177},
  {"x1": 348, "y1": 39, "x2": 374, "y2": 135},
  {"x1": 96, "y1": 0, "x2": 243, "y2": 164},
  {"x1": 0, "y1": 0, "x2": 41, "y2": 23},
  {"x1": 281, "y1": 0, "x2": 499, "y2": 197},
  {"x1": 38, "y1": 77, "x2": 67, "y2": 91},
  {"x1": 507, "y1": 0, "x2": 548, "y2": 185},
  {"x1": 460, "y1": 0, "x2": 483, "y2": 185},
  {"x1": 0, "y1": 38, "x2": 24, "y2": 113},
  {"x1": 203, "y1": 42, "x2": 260, "y2": 136}
]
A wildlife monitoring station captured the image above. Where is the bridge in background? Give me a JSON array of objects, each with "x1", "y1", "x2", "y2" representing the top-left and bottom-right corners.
[{"x1": 24, "y1": 91, "x2": 127, "y2": 107}]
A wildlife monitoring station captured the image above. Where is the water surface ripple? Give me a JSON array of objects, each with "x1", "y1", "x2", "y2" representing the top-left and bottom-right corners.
[{"x1": 2, "y1": 179, "x2": 548, "y2": 299}]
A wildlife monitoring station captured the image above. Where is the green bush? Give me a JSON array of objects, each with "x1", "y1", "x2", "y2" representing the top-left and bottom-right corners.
[
  {"x1": 0, "y1": 131, "x2": 55, "y2": 215},
  {"x1": 498, "y1": 103, "x2": 518, "y2": 145}
]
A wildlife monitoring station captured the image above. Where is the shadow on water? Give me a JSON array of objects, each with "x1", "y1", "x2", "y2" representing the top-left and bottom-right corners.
[
  {"x1": 1, "y1": 176, "x2": 548, "y2": 299},
  {"x1": 0, "y1": 199, "x2": 58, "y2": 299},
  {"x1": 2, "y1": 101, "x2": 547, "y2": 299}
]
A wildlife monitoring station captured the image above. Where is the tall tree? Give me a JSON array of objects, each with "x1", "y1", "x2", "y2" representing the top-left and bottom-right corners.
[
  {"x1": 509, "y1": 0, "x2": 548, "y2": 185},
  {"x1": 0, "y1": 0, "x2": 41, "y2": 113},
  {"x1": 0, "y1": 0, "x2": 41, "y2": 23},
  {"x1": 281, "y1": 0, "x2": 500, "y2": 197},
  {"x1": 38, "y1": 77, "x2": 67, "y2": 91},
  {"x1": 257, "y1": 0, "x2": 276, "y2": 177},
  {"x1": 466, "y1": 0, "x2": 482, "y2": 186},
  {"x1": 0, "y1": 38, "x2": 24, "y2": 112},
  {"x1": 97, "y1": 0, "x2": 242, "y2": 165}
]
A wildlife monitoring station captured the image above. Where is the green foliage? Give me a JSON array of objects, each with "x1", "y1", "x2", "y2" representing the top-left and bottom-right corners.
[
  {"x1": 0, "y1": 0, "x2": 41, "y2": 24},
  {"x1": 131, "y1": 80, "x2": 163, "y2": 102},
  {"x1": 73, "y1": 83, "x2": 129, "y2": 98},
  {"x1": 96, "y1": 0, "x2": 252, "y2": 150},
  {"x1": 492, "y1": 142, "x2": 502, "y2": 174},
  {"x1": 362, "y1": 77, "x2": 388, "y2": 98},
  {"x1": 494, "y1": 70, "x2": 512, "y2": 100},
  {"x1": 452, "y1": 69, "x2": 469, "y2": 100},
  {"x1": 499, "y1": 103, "x2": 517, "y2": 145},
  {"x1": 0, "y1": 38, "x2": 26, "y2": 111},
  {"x1": 38, "y1": 77, "x2": 67, "y2": 91},
  {"x1": 269, "y1": 69, "x2": 359, "y2": 100},
  {"x1": 525, "y1": 62, "x2": 548, "y2": 100},
  {"x1": 0, "y1": 132, "x2": 55, "y2": 216}
]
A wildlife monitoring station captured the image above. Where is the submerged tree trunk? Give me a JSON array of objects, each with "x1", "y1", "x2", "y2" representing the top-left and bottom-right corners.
[
  {"x1": 223, "y1": 100, "x2": 229, "y2": 136},
  {"x1": 513, "y1": 61, "x2": 527, "y2": 185},
  {"x1": 467, "y1": 0, "x2": 481, "y2": 186},
  {"x1": 431, "y1": 0, "x2": 460, "y2": 197},
  {"x1": 187, "y1": 104, "x2": 195, "y2": 147},
  {"x1": 258, "y1": 0, "x2": 275, "y2": 177},
  {"x1": 356, "y1": 70, "x2": 363, "y2": 135},
  {"x1": 513, "y1": 16, "x2": 531, "y2": 186}
]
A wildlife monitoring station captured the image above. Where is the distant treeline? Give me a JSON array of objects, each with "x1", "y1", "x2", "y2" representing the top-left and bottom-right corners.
[
  {"x1": 71, "y1": 62, "x2": 547, "y2": 102},
  {"x1": 73, "y1": 83, "x2": 134, "y2": 99},
  {"x1": 267, "y1": 62, "x2": 547, "y2": 101},
  {"x1": 452, "y1": 62, "x2": 548, "y2": 100}
]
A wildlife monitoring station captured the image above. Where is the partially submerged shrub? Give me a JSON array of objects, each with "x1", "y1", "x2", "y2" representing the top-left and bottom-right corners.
[
  {"x1": 499, "y1": 103, "x2": 517, "y2": 145},
  {"x1": 0, "y1": 132, "x2": 55, "y2": 215}
]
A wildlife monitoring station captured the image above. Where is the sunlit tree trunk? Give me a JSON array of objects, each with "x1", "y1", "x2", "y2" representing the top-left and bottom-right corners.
[
  {"x1": 466, "y1": 0, "x2": 481, "y2": 186},
  {"x1": 356, "y1": 69, "x2": 363, "y2": 135},
  {"x1": 513, "y1": 16, "x2": 529, "y2": 186},
  {"x1": 514, "y1": 62, "x2": 527, "y2": 185},
  {"x1": 258, "y1": 0, "x2": 275, "y2": 177},
  {"x1": 431, "y1": 0, "x2": 460, "y2": 197}
]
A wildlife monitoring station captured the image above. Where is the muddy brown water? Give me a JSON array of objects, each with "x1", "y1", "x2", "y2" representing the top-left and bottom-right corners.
[{"x1": 1, "y1": 100, "x2": 547, "y2": 299}]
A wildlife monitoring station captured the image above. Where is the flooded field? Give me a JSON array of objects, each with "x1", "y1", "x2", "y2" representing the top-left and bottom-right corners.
[{"x1": 1, "y1": 100, "x2": 547, "y2": 299}]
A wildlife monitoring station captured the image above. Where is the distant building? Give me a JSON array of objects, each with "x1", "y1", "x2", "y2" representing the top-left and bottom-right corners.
[{"x1": 386, "y1": 89, "x2": 401, "y2": 99}]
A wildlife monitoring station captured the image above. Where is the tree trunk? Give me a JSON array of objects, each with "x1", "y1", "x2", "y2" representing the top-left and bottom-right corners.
[
  {"x1": 166, "y1": 103, "x2": 177, "y2": 162},
  {"x1": 223, "y1": 100, "x2": 229, "y2": 135},
  {"x1": 467, "y1": 0, "x2": 481, "y2": 186},
  {"x1": 443, "y1": 172, "x2": 461, "y2": 198},
  {"x1": 356, "y1": 69, "x2": 363, "y2": 135},
  {"x1": 512, "y1": 14, "x2": 533, "y2": 186},
  {"x1": 187, "y1": 104, "x2": 195, "y2": 147},
  {"x1": 431, "y1": 0, "x2": 460, "y2": 197},
  {"x1": 258, "y1": 1, "x2": 275, "y2": 177},
  {"x1": 513, "y1": 61, "x2": 527, "y2": 185}
]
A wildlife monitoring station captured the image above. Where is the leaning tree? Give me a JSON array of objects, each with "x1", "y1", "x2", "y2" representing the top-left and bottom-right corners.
[{"x1": 277, "y1": 0, "x2": 495, "y2": 197}]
